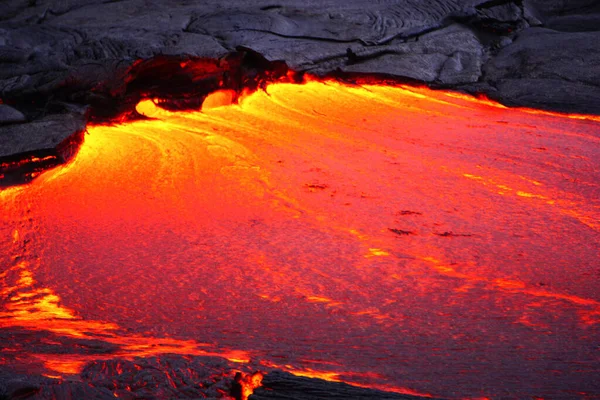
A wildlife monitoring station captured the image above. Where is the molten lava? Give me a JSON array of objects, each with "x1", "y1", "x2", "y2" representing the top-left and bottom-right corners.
[{"x1": 1, "y1": 80, "x2": 599, "y2": 398}]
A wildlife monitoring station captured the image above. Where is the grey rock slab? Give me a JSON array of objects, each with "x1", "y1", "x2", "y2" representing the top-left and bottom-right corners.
[
  {"x1": 438, "y1": 50, "x2": 484, "y2": 84},
  {"x1": 476, "y1": 2, "x2": 522, "y2": 23},
  {"x1": 340, "y1": 24, "x2": 484, "y2": 83},
  {"x1": 0, "y1": 104, "x2": 26, "y2": 125},
  {"x1": 482, "y1": 28, "x2": 600, "y2": 113},
  {"x1": 525, "y1": 0, "x2": 600, "y2": 19},
  {"x1": 245, "y1": 22, "x2": 485, "y2": 84},
  {"x1": 0, "y1": 112, "x2": 85, "y2": 158},
  {"x1": 484, "y1": 28, "x2": 600, "y2": 89},
  {"x1": 489, "y1": 78, "x2": 600, "y2": 115},
  {"x1": 343, "y1": 52, "x2": 450, "y2": 82}
]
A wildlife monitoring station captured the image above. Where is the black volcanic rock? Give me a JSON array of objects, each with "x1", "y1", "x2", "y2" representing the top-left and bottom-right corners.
[
  {"x1": 0, "y1": 111, "x2": 85, "y2": 159},
  {"x1": 0, "y1": 110, "x2": 85, "y2": 186},
  {"x1": 0, "y1": 104, "x2": 25, "y2": 125},
  {"x1": 482, "y1": 28, "x2": 600, "y2": 113}
]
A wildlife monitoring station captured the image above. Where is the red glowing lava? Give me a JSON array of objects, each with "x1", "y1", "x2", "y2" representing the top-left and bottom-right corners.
[{"x1": 1, "y1": 79, "x2": 599, "y2": 398}]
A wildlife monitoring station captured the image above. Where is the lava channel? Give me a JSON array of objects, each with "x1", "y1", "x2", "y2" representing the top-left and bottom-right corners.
[{"x1": 1, "y1": 79, "x2": 599, "y2": 399}]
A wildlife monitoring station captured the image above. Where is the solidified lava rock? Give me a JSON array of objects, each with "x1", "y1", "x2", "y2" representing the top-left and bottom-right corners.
[
  {"x1": 0, "y1": 104, "x2": 25, "y2": 125},
  {"x1": 482, "y1": 27, "x2": 600, "y2": 113},
  {"x1": 0, "y1": 111, "x2": 85, "y2": 187}
]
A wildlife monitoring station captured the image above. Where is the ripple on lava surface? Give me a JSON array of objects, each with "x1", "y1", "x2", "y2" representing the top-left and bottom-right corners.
[{"x1": 1, "y1": 80, "x2": 599, "y2": 398}]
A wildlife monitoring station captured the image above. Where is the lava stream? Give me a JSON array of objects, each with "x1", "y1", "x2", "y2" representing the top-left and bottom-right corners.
[{"x1": 1, "y1": 80, "x2": 599, "y2": 399}]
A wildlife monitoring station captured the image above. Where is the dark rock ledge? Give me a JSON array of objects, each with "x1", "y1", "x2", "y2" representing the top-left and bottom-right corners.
[{"x1": 1, "y1": 0, "x2": 600, "y2": 185}]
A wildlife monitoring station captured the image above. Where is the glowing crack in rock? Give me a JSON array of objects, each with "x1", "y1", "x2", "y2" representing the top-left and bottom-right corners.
[{"x1": 1, "y1": 80, "x2": 599, "y2": 398}]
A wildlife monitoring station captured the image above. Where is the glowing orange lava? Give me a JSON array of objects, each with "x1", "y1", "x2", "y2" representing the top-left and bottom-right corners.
[{"x1": 1, "y1": 80, "x2": 599, "y2": 398}]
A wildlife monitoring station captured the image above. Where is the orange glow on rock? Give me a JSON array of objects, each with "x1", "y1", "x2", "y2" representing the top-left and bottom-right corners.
[
  {"x1": 1, "y1": 79, "x2": 599, "y2": 398},
  {"x1": 238, "y1": 371, "x2": 264, "y2": 400},
  {"x1": 44, "y1": 360, "x2": 86, "y2": 375}
]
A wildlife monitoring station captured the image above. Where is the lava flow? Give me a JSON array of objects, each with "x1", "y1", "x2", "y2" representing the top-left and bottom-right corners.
[{"x1": 1, "y1": 79, "x2": 599, "y2": 399}]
